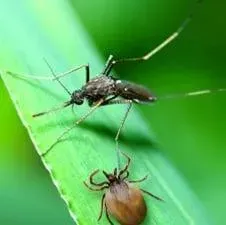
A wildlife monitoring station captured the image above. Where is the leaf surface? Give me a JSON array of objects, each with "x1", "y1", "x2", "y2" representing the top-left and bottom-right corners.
[{"x1": 0, "y1": 1, "x2": 211, "y2": 224}]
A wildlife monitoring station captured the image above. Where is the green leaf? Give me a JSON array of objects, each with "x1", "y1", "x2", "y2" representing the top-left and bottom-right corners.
[{"x1": 0, "y1": 1, "x2": 211, "y2": 224}]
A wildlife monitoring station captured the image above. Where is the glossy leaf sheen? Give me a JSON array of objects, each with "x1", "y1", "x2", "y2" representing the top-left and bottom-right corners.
[{"x1": 0, "y1": 1, "x2": 211, "y2": 224}]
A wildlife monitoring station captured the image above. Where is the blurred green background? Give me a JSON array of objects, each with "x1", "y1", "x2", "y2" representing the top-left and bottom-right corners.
[{"x1": 0, "y1": 0, "x2": 225, "y2": 225}]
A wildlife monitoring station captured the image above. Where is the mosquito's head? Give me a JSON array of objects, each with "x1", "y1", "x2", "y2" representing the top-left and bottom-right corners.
[{"x1": 71, "y1": 90, "x2": 84, "y2": 105}]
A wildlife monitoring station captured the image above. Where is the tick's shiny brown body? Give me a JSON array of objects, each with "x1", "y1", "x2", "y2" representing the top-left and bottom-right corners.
[
  {"x1": 106, "y1": 182, "x2": 147, "y2": 225},
  {"x1": 84, "y1": 153, "x2": 163, "y2": 225}
]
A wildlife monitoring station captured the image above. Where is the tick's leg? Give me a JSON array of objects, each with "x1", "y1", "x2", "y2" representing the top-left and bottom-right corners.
[
  {"x1": 129, "y1": 175, "x2": 148, "y2": 183},
  {"x1": 113, "y1": 168, "x2": 117, "y2": 176},
  {"x1": 89, "y1": 170, "x2": 109, "y2": 186},
  {"x1": 118, "y1": 152, "x2": 131, "y2": 177},
  {"x1": 105, "y1": 204, "x2": 114, "y2": 225},
  {"x1": 41, "y1": 99, "x2": 104, "y2": 156},
  {"x1": 140, "y1": 188, "x2": 164, "y2": 202},
  {"x1": 83, "y1": 181, "x2": 108, "y2": 191},
  {"x1": 97, "y1": 194, "x2": 106, "y2": 221},
  {"x1": 104, "y1": 1, "x2": 201, "y2": 76},
  {"x1": 121, "y1": 171, "x2": 129, "y2": 181}
]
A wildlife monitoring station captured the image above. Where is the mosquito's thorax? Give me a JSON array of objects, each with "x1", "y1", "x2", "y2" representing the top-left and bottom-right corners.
[{"x1": 81, "y1": 75, "x2": 117, "y2": 103}]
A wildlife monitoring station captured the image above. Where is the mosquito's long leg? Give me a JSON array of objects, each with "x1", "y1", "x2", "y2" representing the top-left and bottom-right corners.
[
  {"x1": 32, "y1": 101, "x2": 72, "y2": 117},
  {"x1": 44, "y1": 59, "x2": 72, "y2": 96},
  {"x1": 52, "y1": 64, "x2": 90, "y2": 83},
  {"x1": 8, "y1": 63, "x2": 90, "y2": 95},
  {"x1": 102, "y1": 55, "x2": 114, "y2": 75},
  {"x1": 7, "y1": 64, "x2": 89, "y2": 81},
  {"x1": 159, "y1": 88, "x2": 226, "y2": 101},
  {"x1": 104, "y1": 0, "x2": 202, "y2": 76},
  {"x1": 42, "y1": 99, "x2": 104, "y2": 156},
  {"x1": 115, "y1": 102, "x2": 132, "y2": 142},
  {"x1": 100, "y1": 99, "x2": 133, "y2": 170},
  {"x1": 44, "y1": 59, "x2": 90, "y2": 95},
  {"x1": 75, "y1": 99, "x2": 104, "y2": 125},
  {"x1": 116, "y1": 103, "x2": 132, "y2": 170}
]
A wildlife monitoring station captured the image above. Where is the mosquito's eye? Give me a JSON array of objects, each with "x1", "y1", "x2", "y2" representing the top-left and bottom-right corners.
[{"x1": 75, "y1": 99, "x2": 83, "y2": 105}]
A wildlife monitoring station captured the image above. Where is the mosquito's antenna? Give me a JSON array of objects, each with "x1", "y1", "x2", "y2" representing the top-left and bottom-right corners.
[
  {"x1": 159, "y1": 88, "x2": 226, "y2": 101},
  {"x1": 32, "y1": 101, "x2": 72, "y2": 117},
  {"x1": 43, "y1": 58, "x2": 72, "y2": 96}
]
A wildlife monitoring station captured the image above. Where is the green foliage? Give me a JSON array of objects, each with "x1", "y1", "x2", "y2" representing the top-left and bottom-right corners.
[{"x1": 0, "y1": 1, "x2": 212, "y2": 224}]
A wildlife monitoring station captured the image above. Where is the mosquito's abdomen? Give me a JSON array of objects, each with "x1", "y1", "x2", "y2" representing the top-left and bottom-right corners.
[{"x1": 115, "y1": 80, "x2": 156, "y2": 103}]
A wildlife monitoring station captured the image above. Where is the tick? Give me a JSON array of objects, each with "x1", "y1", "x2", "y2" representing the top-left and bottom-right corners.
[{"x1": 84, "y1": 152, "x2": 163, "y2": 225}]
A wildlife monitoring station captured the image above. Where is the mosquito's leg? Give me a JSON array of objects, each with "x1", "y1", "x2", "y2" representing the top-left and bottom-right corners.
[
  {"x1": 44, "y1": 59, "x2": 90, "y2": 95},
  {"x1": 7, "y1": 64, "x2": 90, "y2": 82},
  {"x1": 128, "y1": 175, "x2": 148, "y2": 183},
  {"x1": 102, "y1": 55, "x2": 114, "y2": 75},
  {"x1": 75, "y1": 98, "x2": 104, "y2": 125},
  {"x1": 43, "y1": 59, "x2": 72, "y2": 95},
  {"x1": 52, "y1": 64, "x2": 90, "y2": 83},
  {"x1": 115, "y1": 102, "x2": 132, "y2": 143},
  {"x1": 83, "y1": 181, "x2": 108, "y2": 191},
  {"x1": 98, "y1": 95, "x2": 118, "y2": 106},
  {"x1": 100, "y1": 98, "x2": 133, "y2": 140},
  {"x1": 104, "y1": 1, "x2": 202, "y2": 76},
  {"x1": 97, "y1": 194, "x2": 106, "y2": 221},
  {"x1": 100, "y1": 98, "x2": 132, "y2": 170},
  {"x1": 105, "y1": 204, "x2": 114, "y2": 225},
  {"x1": 89, "y1": 170, "x2": 109, "y2": 186},
  {"x1": 41, "y1": 99, "x2": 104, "y2": 156},
  {"x1": 115, "y1": 103, "x2": 132, "y2": 170},
  {"x1": 32, "y1": 100, "x2": 72, "y2": 118},
  {"x1": 140, "y1": 188, "x2": 164, "y2": 202},
  {"x1": 8, "y1": 61, "x2": 90, "y2": 95}
]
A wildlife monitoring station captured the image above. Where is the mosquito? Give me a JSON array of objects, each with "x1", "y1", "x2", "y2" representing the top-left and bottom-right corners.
[{"x1": 8, "y1": 1, "x2": 221, "y2": 163}]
